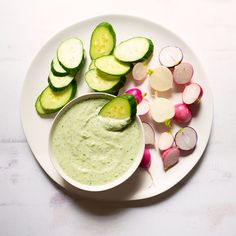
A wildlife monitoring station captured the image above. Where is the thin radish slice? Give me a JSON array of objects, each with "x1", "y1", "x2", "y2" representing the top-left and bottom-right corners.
[
  {"x1": 175, "y1": 127, "x2": 198, "y2": 151},
  {"x1": 158, "y1": 132, "x2": 174, "y2": 151},
  {"x1": 124, "y1": 88, "x2": 143, "y2": 104},
  {"x1": 142, "y1": 122, "x2": 155, "y2": 146},
  {"x1": 140, "y1": 148, "x2": 151, "y2": 169},
  {"x1": 159, "y1": 46, "x2": 183, "y2": 67},
  {"x1": 132, "y1": 62, "x2": 147, "y2": 81},
  {"x1": 182, "y1": 83, "x2": 203, "y2": 105},
  {"x1": 149, "y1": 66, "x2": 173, "y2": 91},
  {"x1": 150, "y1": 98, "x2": 175, "y2": 123},
  {"x1": 162, "y1": 147, "x2": 180, "y2": 171},
  {"x1": 174, "y1": 103, "x2": 192, "y2": 123},
  {"x1": 137, "y1": 98, "x2": 150, "y2": 116},
  {"x1": 173, "y1": 62, "x2": 193, "y2": 85}
]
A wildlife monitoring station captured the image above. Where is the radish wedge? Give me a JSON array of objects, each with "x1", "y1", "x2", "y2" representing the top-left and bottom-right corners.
[
  {"x1": 137, "y1": 98, "x2": 150, "y2": 116},
  {"x1": 132, "y1": 62, "x2": 147, "y2": 81},
  {"x1": 149, "y1": 66, "x2": 173, "y2": 91},
  {"x1": 158, "y1": 132, "x2": 174, "y2": 151},
  {"x1": 173, "y1": 62, "x2": 193, "y2": 85},
  {"x1": 142, "y1": 122, "x2": 155, "y2": 146},
  {"x1": 150, "y1": 98, "x2": 175, "y2": 123},
  {"x1": 175, "y1": 127, "x2": 198, "y2": 151},
  {"x1": 183, "y1": 83, "x2": 203, "y2": 105},
  {"x1": 162, "y1": 147, "x2": 180, "y2": 171},
  {"x1": 174, "y1": 103, "x2": 192, "y2": 124},
  {"x1": 140, "y1": 148, "x2": 151, "y2": 169},
  {"x1": 159, "y1": 46, "x2": 183, "y2": 67}
]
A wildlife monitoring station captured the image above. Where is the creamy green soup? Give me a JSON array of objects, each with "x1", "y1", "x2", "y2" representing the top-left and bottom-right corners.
[{"x1": 51, "y1": 98, "x2": 141, "y2": 186}]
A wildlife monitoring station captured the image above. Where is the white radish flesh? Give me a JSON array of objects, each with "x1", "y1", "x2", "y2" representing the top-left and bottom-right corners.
[
  {"x1": 174, "y1": 103, "x2": 192, "y2": 123},
  {"x1": 175, "y1": 127, "x2": 198, "y2": 151},
  {"x1": 142, "y1": 122, "x2": 155, "y2": 146},
  {"x1": 149, "y1": 66, "x2": 173, "y2": 91},
  {"x1": 162, "y1": 147, "x2": 180, "y2": 171},
  {"x1": 173, "y1": 62, "x2": 193, "y2": 85},
  {"x1": 137, "y1": 98, "x2": 150, "y2": 116},
  {"x1": 158, "y1": 132, "x2": 174, "y2": 151},
  {"x1": 182, "y1": 83, "x2": 203, "y2": 105},
  {"x1": 150, "y1": 98, "x2": 175, "y2": 123},
  {"x1": 159, "y1": 46, "x2": 183, "y2": 67},
  {"x1": 132, "y1": 62, "x2": 147, "y2": 81}
]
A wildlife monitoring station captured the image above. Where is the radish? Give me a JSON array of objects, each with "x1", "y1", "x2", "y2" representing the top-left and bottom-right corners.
[
  {"x1": 174, "y1": 103, "x2": 192, "y2": 123},
  {"x1": 137, "y1": 98, "x2": 150, "y2": 116},
  {"x1": 162, "y1": 147, "x2": 180, "y2": 171},
  {"x1": 132, "y1": 62, "x2": 147, "y2": 81},
  {"x1": 159, "y1": 46, "x2": 183, "y2": 68},
  {"x1": 175, "y1": 127, "x2": 198, "y2": 151},
  {"x1": 140, "y1": 148, "x2": 151, "y2": 169},
  {"x1": 149, "y1": 66, "x2": 173, "y2": 91},
  {"x1": 124, "y1": 88, "x2": 143, "y2": 104},
  {"x1": 158, "y1": 132, "x2": 174, "y2": 151},
  {"x1": 183, "y1": 83, "x2": 203, "y2": 105},
  {"x1": 173, "y1": 62, "x2": 193, "y2": 85},
  {"x1": 142, "y1": 122, "x2": 155, "y2": 146},
  {"x1": 150, "y1": 97, "x2": 175, "y2": 123}
]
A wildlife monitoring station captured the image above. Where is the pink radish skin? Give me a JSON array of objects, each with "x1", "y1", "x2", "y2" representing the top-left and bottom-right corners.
[
  {"x1": 140, "y1": 148, "x2": 151, "y2": 169},
  {"x1": 173, "y1": 62, "x2": 194, "y2": 85},
  {"x1": 124, "y1": 88, "x2": 143, "y2": 104},
  {"x1": 158, "y1": 132, "x2": 174, "y2": 151},
  {"x1": 137, "y1": 98, "x2": 150, "y2": 116},
  {"x1": 142, "y1": 122, "x2": 155, "y2": 146},
  {"x1": 183, "y1": 83, "x2": 203, "y2": 105},
  {"x1": 174, "y1": 103, "x2": 192, "y2": 123},
  {"x1": 162, "y1": 147, "x2": 180, "y2": 171}
]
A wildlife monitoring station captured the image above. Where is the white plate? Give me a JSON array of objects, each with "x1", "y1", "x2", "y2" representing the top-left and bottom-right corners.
[{"x1": 20, "y1": 15, "x2": 213, "y2": 201}]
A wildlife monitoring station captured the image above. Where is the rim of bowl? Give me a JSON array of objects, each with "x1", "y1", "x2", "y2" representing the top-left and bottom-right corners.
[{"x1": 48, "y1": 92, "x2": 145, "y2": 192}]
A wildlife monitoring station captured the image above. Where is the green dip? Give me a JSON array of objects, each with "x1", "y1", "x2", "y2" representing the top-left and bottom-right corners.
[{"x1": 51, "y1": 98, "x2": 141, "y2": 186}]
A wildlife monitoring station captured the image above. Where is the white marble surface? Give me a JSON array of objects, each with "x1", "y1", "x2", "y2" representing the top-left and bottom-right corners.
[{"x1": 1, "y1": 0, "x2": 236, "y2": 235}]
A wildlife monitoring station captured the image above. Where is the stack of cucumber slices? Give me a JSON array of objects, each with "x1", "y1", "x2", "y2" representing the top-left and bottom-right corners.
[{"x1": 35, "y1": 38, "x2": 85, "y2": 116}]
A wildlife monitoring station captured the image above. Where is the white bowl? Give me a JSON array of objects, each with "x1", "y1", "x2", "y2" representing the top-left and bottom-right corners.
[{"x1": 48, "y1": 93, "x2": 145, "y2": 192}]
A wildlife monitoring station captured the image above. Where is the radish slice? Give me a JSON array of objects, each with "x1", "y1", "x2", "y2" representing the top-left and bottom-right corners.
[
  {"x1": 149, "y1": 66, "x2": 173, "y2": 91},
  {"x1": 137, "y1": 98, "x2": 150, "y2": 116},
  {"x1": 174, "y1": 103, "x2": 192, "y2": 123},
  {"x1": 158, "y1": 132, "x2": 174, "y2": 151},
  {"x1": 132, "y1": 62, "x2": 147, "y2": 81},
  {"x1": 173, "y1": 62, "x2": 193, "y2": 85},
  {"x1": 182, "y1": 83, "x2": 203, "y2": 105},
  {"x1": 159, "y1": 46, "x2": 183, "y2": 67},
  {"x1": 140, "y1": 148, "x2": 151, "y2": 169},
  {"x1": 124, "y1": 88, "x2": 143, "y2": 104},
  {"x1": 142, "y1": 122, "x2": 155, "y2": 146},
  {"x1": 162, "y1": 147, "x2": 180, "y2": 171},
  {"x1": 150, "y1": 98, "x2": 175, "y2": 123},
  {"x1": 175, "y1": 127, "x2": 198, "y2": 151}
]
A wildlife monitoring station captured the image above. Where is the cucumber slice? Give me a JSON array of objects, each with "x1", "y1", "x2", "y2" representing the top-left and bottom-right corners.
[
  {"x1": 85, "y1": 69, "x2": 126, "y2": 93},
  {"x1": 51, "y1": 56, "x2": 69, "y2": 77},
  {"x1": 35, "y1": 95, "x2": 47, "y2": 116},
  {"x1": 95, "y1": 55, "x2": 130, "y2": 77},
  {"x1": 48, "y1": 70, "x2": 74, "y2": 91},
  {"x1": 57, "y1": 38, "x2": 84, "y2": 73},
  {"x1": 114, "y1": 37, "x2": 154, "y2": 63},
  {"x1": 99, "y1": 94, "x2": 137, "y2": 120},
  {"x1": 40, "y1": 80, "x2": 77, "y2": 113},
  {"x1": 90, "y1": 22, "x2": 116, "y2": 60},
  {"x1": 89, "y1": 60, "x2": 96, "y2": 70}
]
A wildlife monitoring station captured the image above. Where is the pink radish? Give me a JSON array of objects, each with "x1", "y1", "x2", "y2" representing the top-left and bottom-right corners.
[
  {"x1": 173, "y1": 62, "x2": 194, "y2": 85},
  {"x1": 124, "y1": 88, "x2": 143, "y2": 104},
  {"x1": 159, "y1": 46, "x2": 183, "y2": 68},
  {"x1": 142, "y1": 122, "x2": 155, "y2": 146},
  {"x1": 174, "y1": 103, "x2": 192, "y2": 123},
  {"x1": 175, "y1": 127, "x2": 198, "y2": 151},
  {"x1": 132, "y1": 62, "x2": 147, "y2": 81},
  {"x1": 140, "y1": 148, "x2": 151, "y2": 169},
  {"x1": 158, "y1": 132, "x2": 174, "y2": 151},
  {"x1": 162, "y1": 147, "x2": 180, "y2": 171},
  {"x1": 137, "y1": 98, "x2": 150, "y2": 116},
  {"x1": 183, "y1": 83, "x2": 203, "y2": 105}
]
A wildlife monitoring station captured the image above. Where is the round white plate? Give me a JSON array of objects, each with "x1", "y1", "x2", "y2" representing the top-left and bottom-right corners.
[{"x1": 20, "y1": 15, "x2": 213, "y2": 201}]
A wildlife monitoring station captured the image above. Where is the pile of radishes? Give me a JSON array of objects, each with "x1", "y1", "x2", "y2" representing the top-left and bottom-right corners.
[{"x1": 124, "y1": 46, "x2": 203, "y2": 172}]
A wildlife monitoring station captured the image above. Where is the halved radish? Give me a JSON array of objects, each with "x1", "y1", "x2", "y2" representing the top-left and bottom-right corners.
[
  {"x1": 175, "y1": 127, "x2": 198, "y2": 151},
  {"x1": 150, "y1": 97, "x2": 175, "y2": 123},
  {"x1": 162, "y1": 147, "x2": 180, "y2": 171},
  {"x1": 182, "y1": 83, "x2": 203, "y2": 105},
  {"x1": 137, "y1": 98, "x2": 150, "y2": 116},
  {"x1": 142, "y1": 122, "x2": 155, "y2": 146},
  {"x1": 173, "y1": 62, "x2": 193, "y2": 85},
  {"x1": 140, "y1": 148, "x2": 151, "y2": 169},
  {"x1": 132, "y1": 62, "x2": 148, "y2": 81},
  {"x1": 159, "y1": 46, "x2": 183, "y2": 67},
  {"x1": 174, "y1": 103, "x2": 192, "y2": 123},
  {"x1": 158, "y1": 132, "x2": 174, "y2": 151},
  {"x1": 149, "y1": 66, "x2": 173, "y2": 91}
]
